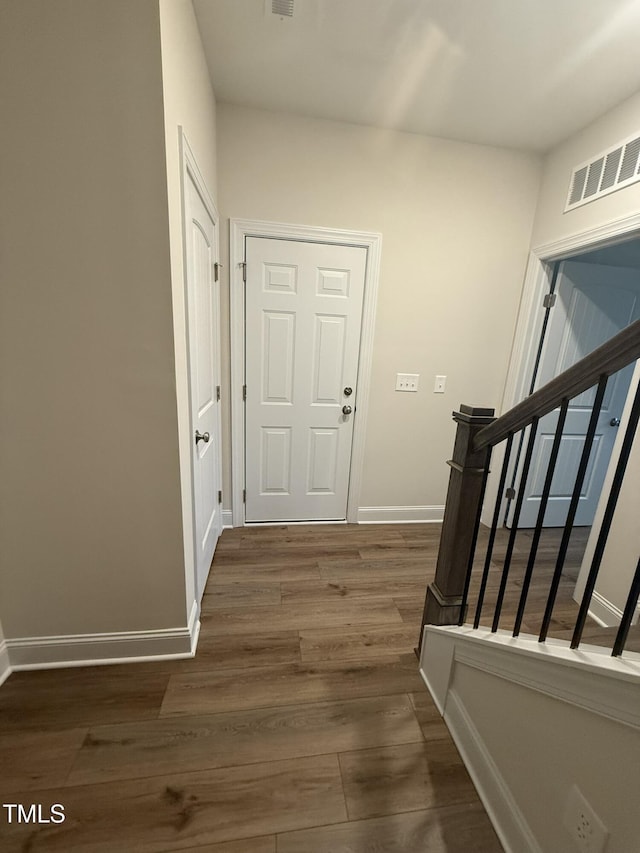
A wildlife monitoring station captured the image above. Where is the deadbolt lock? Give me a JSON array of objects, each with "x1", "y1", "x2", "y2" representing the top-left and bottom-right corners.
[{"x1": 343, "y1": 387, "x2": 353, "y2": 396}]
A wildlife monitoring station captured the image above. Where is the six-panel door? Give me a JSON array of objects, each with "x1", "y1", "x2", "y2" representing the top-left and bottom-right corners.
[{"x1": 244, "y1": 237, "x2": 367, "y2": 522}]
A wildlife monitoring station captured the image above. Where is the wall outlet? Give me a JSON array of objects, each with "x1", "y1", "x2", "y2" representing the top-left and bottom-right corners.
[
  {"x1": 396, "y1": 373, "x2": 419, "y2": 392},
  {"x1": 434, "y1": 375, "x2": 446, "y2": 393},
  {"x1": 562, "y1": 785, "x2": 609, "y2": 853}
]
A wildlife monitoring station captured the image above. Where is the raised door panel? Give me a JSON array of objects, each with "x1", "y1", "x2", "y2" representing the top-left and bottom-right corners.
[
  {"x1": 262, "y1": 312, "x2": 296, "y2": 405},
  {"x1": 311, "y1": 315, "x2": 346, "y2": 405}
]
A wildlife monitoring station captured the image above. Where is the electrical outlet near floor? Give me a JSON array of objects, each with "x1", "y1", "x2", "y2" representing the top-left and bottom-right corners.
[{"x1": 562, "y1": 785, "x2": 609, "y2": 853}]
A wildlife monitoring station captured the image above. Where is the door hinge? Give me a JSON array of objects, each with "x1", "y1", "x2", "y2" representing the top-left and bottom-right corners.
[
  {"x1": 214, "y1": 261, "x2": 221, "y2": 282},
  {"x1": 218, "y1": 489, "x2": 222, "y2": 504},
  {"x1": 543, "y1": 292, "x2": 557, "y2": 309},
  {"x1": 242, "y1": 384, "x2": 247, "y2": 401},
  {"x1": 505, "y1": 487, "x2": 516, "y2": 500},
  {"x1": 241, "y1": 261, "x2": 247, "y2": 283},
  {"x1": 243, "y1": 488, "x2": 246, "y2": 503},
  {"x1": 216, "y1": 385, "x2": 221, "y2": 402}
]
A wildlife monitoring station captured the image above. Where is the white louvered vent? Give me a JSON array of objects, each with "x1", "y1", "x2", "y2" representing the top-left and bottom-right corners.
[
  {"x1": 270, "y1": 0, "x2": 294, "y2": 16},
  {"x1": 566, "y1": 131, "x2": 640, "y2": 211}
]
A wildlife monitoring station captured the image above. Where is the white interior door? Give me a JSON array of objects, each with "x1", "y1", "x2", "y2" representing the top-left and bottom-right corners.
[
  {"x1": 516, "y1": 261, "x2": 640, "y2": 528},
  {"x1": 185, "y1": 170, "x2": 222, "y2": 596},
  {"x1": 244, "y1": 237, "x2": 367, "y2": 522}
]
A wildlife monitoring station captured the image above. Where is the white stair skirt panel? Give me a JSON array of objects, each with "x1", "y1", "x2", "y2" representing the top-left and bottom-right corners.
[
  {"x1": 4, "y1": 603, "x2": 200, "y2": 671},
  {"x1": 357, "y1": 505, "x2": 445, "y2": 523},
  {"x1": 419, "y1": 626, "x2": 640, "y2": 853}
]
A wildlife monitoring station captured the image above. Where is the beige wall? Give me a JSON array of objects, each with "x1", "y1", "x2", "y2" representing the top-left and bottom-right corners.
[
  {"x1": 596, "y1": 422, "x2": 640, "y2": 621},
  {"x1": 0, "y1": 0, "x2": 186, "y2": 637},
  {"x1": 530, "y1": 91, "x2": 640, "y2": 627},
  {"x1": 217, "y1": 104, "x2": 541, "y2": 511},
  {"x1": 577, "y1": 360, "x2": 640, "y2": 623},
  {"x1": 159, "y1": 0, "x2": 218, "y2": 610},
  {"x1": 532, "y1": 90, "x2": 640, "y2": 247}
]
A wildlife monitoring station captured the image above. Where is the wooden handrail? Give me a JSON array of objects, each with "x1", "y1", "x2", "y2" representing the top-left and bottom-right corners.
[{"x1": 474, "y1": 318, "x2": 640, "y2": 451}]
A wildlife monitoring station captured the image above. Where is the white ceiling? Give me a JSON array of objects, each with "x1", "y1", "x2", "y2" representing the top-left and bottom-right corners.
[{"x1": 193, "y1": 0, "x2": 640, "y2": 152}]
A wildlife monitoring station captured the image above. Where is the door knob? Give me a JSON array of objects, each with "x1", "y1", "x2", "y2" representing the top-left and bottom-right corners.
[
  {"x1": 610, "y1": 418, "x2": 621, "y2": 427},
  {"x1": 195, "y1": 430, "x2": 210, "y2": 444},
  {"x1": 342, "y1": 405, "x2": 352, "y2": 415}
]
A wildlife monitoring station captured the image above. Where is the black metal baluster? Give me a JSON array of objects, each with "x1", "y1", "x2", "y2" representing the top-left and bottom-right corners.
[
  {"x1": 572, "y1": 378, "x2": 640, "y2": 649},
  {"x1": 539, "y1": 376, "x2": 608, "y2": 643},
  {"x1": 513, "y1": 399, "x2": 569, "y2": 637},
  {"x1": 612, "y1": 557, "x2": 640, "y2": 657},
  {"x1": 459, "y1": 446, "x2": 493, "y2": 626},
  {"x1": 492, "y1": 418, "x2": 539, "y2": 633},
  {"x1": 474, "y1": 433, "x2": 514, "y2": 629}
]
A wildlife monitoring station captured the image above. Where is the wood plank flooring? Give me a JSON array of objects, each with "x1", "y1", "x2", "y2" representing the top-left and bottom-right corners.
[{"x1": 0, "y1": 521, "x2": 633, "y2": 851}]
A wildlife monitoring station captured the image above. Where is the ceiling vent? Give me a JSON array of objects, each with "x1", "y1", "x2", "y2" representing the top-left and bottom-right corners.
[
  {"x1": 269, "y1": 0, "x2": 294, "y2": 17},
  {"x1": 566, "y1": 131, "x2": 640, "y2": 211}
]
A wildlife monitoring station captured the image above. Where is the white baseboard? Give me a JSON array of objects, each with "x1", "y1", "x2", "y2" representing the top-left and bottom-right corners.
[
  {"x1": 588, "y1": 590, "x2": 623, "y2": 628},
  {"x1": 0, "y1": 640, "x2": 11, "y2": 686},
  {"x1": 222, "y1": 509, "x2": 233, "y2": 528},
  {"x1": 445, "y1": 689, "x2": 542, "y2": 853},
  {"x1": 6, "y1": 602, "x2": 200, "y2": 672},
  {"x1": 357, "y1": 505, "x2": 444, "y2": 524}
]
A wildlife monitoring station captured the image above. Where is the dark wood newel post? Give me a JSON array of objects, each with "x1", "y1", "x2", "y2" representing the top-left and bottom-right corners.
[{"x1": 418, "y1": 404, "x2": 495, "y2": 650}]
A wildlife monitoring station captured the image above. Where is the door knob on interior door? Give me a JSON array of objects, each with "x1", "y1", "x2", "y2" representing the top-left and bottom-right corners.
[
  {"x1": 342, "y1": 405, "x2": 352, "y2": 415},
  {"x1": 195, "y1": 430, "x2": 210, "y2": 444},
  {"x1": 610, "y1": 418, "x2": 621, "y2": 427}
]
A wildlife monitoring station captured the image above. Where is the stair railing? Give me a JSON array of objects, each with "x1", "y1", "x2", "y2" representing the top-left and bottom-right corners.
[{"x1": 420, "y1": 318, "x2": 640, "y2": 658}]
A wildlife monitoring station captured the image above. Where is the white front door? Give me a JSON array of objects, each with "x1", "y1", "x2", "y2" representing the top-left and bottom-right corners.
[
  {"x1": 185, "y1": 169, "x2": 222, "y2": 596},
  {"x1": 244, "y1": 237, "x2": 367, "y2": 522},
  {"x1": 517, "y1": 261, "x2": 640, "y2": 528}
]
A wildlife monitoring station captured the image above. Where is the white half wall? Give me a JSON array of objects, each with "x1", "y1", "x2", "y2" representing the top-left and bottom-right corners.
[{"x1": 420, "y1": 626, "x2": 640, "y2": 853}]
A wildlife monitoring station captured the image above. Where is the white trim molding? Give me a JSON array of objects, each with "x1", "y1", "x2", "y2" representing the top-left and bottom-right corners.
[
  {"x1": 230, "y1": 219, "x2": 382, "y2": 526},
  {"x1": 357, "y1": 505, "x2": 445, "y2": 524},
  {"x1": 589, "y1": 590, "x2": 624, "y2": 628},
  {"x1": 419, "y1": 625, "x2": 640, "y2": 853},
  {"x1": 445, "y1": 690, "x2": 543, "y2": 853},
  {"x1": 421, "y1": 625, "x2": 640, "y2": 733},
  {"x1": 5, "y1": 604, "x2": 200, "y2": 671},
  {"x1": 0, "y1": 639, "x2": 10, "y2": 686},
  {"x1": 485, "y1": 210, "x2": 640, "y2": 528}
]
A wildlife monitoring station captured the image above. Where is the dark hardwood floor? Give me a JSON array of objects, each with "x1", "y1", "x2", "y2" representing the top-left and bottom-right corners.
[{"x1": 0, "y1": 521, "x2": 634, "y2": 851}]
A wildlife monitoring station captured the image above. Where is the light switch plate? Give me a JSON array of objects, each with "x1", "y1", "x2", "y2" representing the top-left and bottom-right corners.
[
  {"x1": 396, "y1": 373, "x2": 419, "y2": 392},
  {"x1": 434, "y1": 375, "x2": 447, "y2": 393}
]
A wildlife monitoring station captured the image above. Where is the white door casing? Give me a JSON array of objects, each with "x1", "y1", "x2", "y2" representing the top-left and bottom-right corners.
[
  {"x1": 230, "y1": 220, "x2": 382, "y2": 526},
  {"x1": 483, "y1": 213, "x2": 640, "y2": 532},
  {"x1": 514, "y1": 261, "x2": 640, "y2": 528},
  {"x1": 244, "y1": 237, "x2": 367, "y2": 522},
  {"x1": 184, "y1": 156, "x2": 222, "y2": 597}
]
